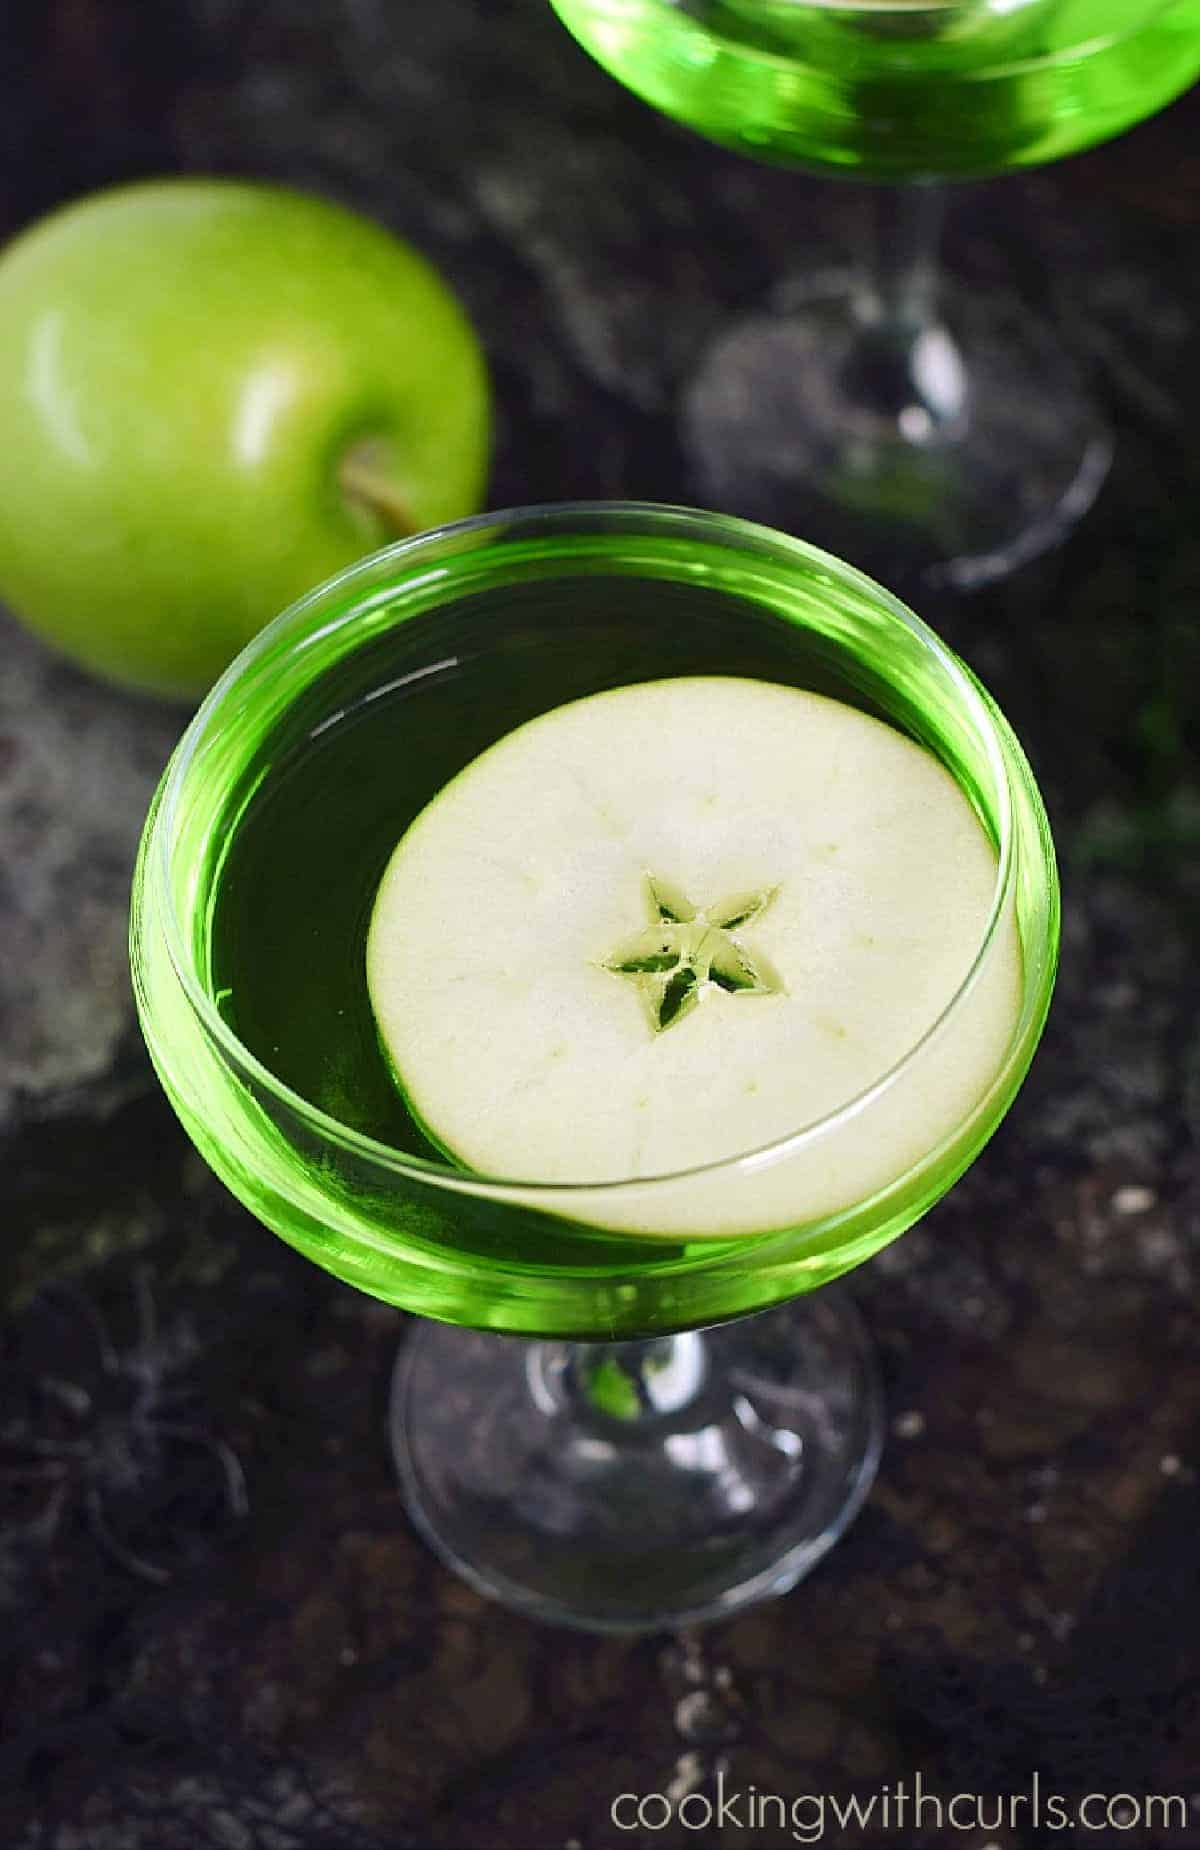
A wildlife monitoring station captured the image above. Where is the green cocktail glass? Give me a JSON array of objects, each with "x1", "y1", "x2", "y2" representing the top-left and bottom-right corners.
[
  {"x1": 549, "y1": 0, "x2": 1200, "y2": 176},
  {"x1": 547, "y1": 0, "x2": 1200, "y2": 587},
  {"x1": 131, "y1": 502, "x2": 1058, "y2": 1629}
]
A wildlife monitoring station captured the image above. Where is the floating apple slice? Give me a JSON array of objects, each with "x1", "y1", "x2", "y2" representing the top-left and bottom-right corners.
[{"x1": 366, "y1": 676, "x2": 1020, "y2": 1227}]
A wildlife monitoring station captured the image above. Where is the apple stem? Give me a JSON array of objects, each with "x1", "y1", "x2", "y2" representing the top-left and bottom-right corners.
[{"x1": 338, "y1": 440, "x2": 417, "y2": 538}]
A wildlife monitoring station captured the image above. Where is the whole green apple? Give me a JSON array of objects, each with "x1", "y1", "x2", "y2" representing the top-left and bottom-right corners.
[{"x1": 0, "y1": 179, "x2": 490, "y2": 696}]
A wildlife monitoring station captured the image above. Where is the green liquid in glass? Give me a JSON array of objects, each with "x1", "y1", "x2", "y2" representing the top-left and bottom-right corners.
[
  {"x1": 210, "y1": 575, "x2": 918, "y2": 1160},
  {"x1": 549, "y1": 0, "x2": 1200, "y2": 177}
]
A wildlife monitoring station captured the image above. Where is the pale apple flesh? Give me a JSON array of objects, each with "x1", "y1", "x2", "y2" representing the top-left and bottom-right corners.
[{"x1": 367, "y1": 677, "x2": 1022, "y2": 1232}]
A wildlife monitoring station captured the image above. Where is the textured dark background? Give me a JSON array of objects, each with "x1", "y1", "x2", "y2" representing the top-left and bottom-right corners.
[{"x1": 2, "y1": 3, "x2": 1200, "y2": 1846}]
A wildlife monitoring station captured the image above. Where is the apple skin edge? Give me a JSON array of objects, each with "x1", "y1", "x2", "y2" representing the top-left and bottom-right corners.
[{"x1": 0, "y1": 179, "x2": 491, "y2": 699}]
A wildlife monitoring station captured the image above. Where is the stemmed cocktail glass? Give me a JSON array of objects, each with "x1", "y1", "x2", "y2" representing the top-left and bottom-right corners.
[
  {"x1": 131, "y1": 503, "x2": 1058, "y2": 1628},
  {"x1": 547, "y1": 0, "x2": 1200, "y2": 588}
]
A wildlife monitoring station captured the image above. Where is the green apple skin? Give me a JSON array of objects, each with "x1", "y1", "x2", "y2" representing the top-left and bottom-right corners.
[{"x1": 0, "y1": 179, "x2": 491, "y2": 696}]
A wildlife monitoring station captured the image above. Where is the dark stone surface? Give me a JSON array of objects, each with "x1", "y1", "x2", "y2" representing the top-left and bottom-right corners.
[{"x1": 2, "y1": 3, "x2": 1200, "y2": 1845}]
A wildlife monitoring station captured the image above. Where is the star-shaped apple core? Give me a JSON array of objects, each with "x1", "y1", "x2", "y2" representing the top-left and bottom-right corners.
[{"x1": 602, "y1": 875, "x2": 782, "y2": 1033}]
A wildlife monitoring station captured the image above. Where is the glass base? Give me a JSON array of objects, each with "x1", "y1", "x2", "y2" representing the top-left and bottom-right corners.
[
  {"x1": 682, "y1": 274, "x2": 1113, "y2": 592},
  {"x1": 390, "y1": 1294, "x2": 883, "y2": 1632}
]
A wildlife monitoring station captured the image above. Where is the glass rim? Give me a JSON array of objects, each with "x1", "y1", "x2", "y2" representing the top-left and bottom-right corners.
[
  {"x1": 148, "y1": 498, "x2": 1042, "y2": 1203},
  {"x1": 772, "y1": 1, "x2": 964, "y2": 9},
  {"x1": 601, "y1": 0, "x2": 1005, "y2": 13}
]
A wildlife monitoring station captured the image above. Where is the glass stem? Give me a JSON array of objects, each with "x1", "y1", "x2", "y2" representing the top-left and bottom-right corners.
[
  {"x1": 844, "y1": 181, "x2": 966, "y2": 441},
  {"x1": 857, "y1": 179, "x2": 946, "y2": 337},
  {"x1": 529, "y1": 1330, "x2": 709, "y2": 1423}
]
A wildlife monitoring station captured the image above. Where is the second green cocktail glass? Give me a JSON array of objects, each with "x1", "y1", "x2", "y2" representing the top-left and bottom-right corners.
[
  {"x1": 548, "y1": 0, "x2": 1200, "y2": 588},
  {"x1": 131, "y1": 503, "x2": 1058, "y2": 1628}
]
